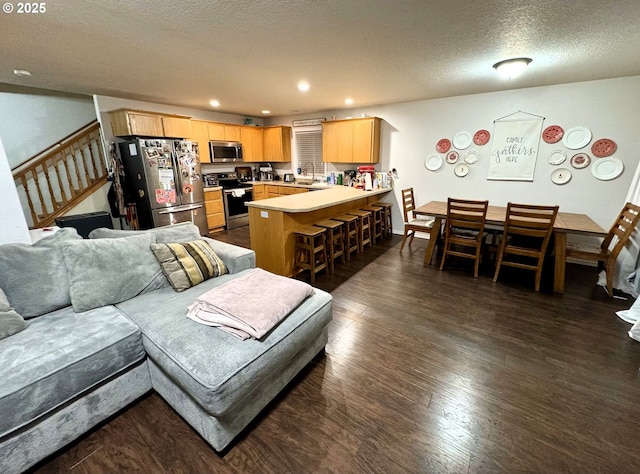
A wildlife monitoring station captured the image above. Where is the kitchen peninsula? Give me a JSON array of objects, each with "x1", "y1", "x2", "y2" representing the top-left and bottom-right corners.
[{"x1": 247, "y1": 186, "x2": 391, "y2": 276}]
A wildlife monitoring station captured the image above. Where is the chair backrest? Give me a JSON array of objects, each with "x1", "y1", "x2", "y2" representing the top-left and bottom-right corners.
[
  {"x1": 445, "y1": 198, "x2": 489, "y2": 236},
  {"x1": 603, "y1": 202, "x2": 640, "y2": 259},
  {"x1": 502, "y1": 203, "x2": 559, "y2": 253},
  {"x1": 401, "y1": 188, "x2": 417, "y2": 222}
]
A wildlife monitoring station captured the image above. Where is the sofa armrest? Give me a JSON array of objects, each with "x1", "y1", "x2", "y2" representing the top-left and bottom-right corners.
[{"x1": 202, "y1": 237, "x2": 256, "y2": 274}]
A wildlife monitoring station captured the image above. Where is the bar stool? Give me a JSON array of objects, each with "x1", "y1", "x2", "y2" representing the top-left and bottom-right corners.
[
  {"x1": 333, "y1": 214, "x2": 359, "y2": 261},
  {"x1": 347, "y1": 209, "x2": 372, "y2": 252},
  {"x1": 374, "y1": 201, "x2": 393, "y2": 238},
  {"x1": 294, "y1": 225, "x2": 328, "y2": 283},
  {"x1": 361, "y1": 204, "x2": 384, "y2": 244},
  {"x1": 314, "y1": 219, "x2": 345, "y2": 273}
]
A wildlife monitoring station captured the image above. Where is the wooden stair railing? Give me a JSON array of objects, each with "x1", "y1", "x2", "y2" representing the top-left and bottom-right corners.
[{"x1": 11, "y1": 120, "x2": 108, "y2": 229}]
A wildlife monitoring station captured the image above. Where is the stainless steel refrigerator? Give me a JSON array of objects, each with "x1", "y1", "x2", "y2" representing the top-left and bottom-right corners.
[{"x1": 118, "y1": 138, "x2": 208, "y2": 236}]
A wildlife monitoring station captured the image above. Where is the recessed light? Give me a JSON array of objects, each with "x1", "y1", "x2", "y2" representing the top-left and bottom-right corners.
[
  {"x1": 344, "y1": 98, "x2": 354, "y2": 106},
  {"x1": 492, "y1": 58, "x2": 532, "y2": 79},
  {"x1": 13, "y1": 69, "x2": 32, "y2": 77},
  {"x1": 261, "y1": 110, "x2": 271, "y2": 114},
  {"x1": 297, "y1": 81, "x2": 310, "y2": 92},
  {"x1": 209, "y1": 99, "x2": 220, "y2": 107}
]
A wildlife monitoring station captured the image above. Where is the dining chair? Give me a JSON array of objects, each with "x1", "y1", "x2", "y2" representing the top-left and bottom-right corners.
[
  {"x1": 566, "y1": 201, "x2": 640, "y2": 297},
  {"x1": 399, "y1": 188, "x2": 434, "y2": 252},
  {"x1": 439, "y1": 198, "x2": 489, "y2": 278},
  {"x1": 492, "y1": 203, "x2": 559, "y2": 291}
]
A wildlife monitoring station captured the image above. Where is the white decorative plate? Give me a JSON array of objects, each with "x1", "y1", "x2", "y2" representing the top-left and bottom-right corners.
[
  {"x1": 452, "y1": 131, "x2": 473, "y2": 150},
  {"x1": 562, "y1": 126, "x2": 592, "y2": 150},
  {"x1": 464, "y1": 150, "x2": 478, "y2": 164},
  {"x1": 551, "y1": 168, "x2": 572, "y2": 185},
  {"x1": 591, "y1": 157, "x2": 624, "y2": 181},
  {"x1": 547, "y1": 149, "x2": 566, "y2": 165},
  {"x1": 454, "y1": 163, "x2": 469, "y2": 177},
  {"x1": 425, "y1": 154, "x2": 443, "y2": 171}
]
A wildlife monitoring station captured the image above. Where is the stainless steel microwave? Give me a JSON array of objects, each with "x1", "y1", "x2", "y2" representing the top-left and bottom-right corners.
[{"x1": 209, "y1": 141, "x2": 243, "y2": 162}]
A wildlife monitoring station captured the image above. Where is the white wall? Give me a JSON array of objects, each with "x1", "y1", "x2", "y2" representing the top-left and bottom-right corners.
[
  {"x1": 270, "y1": 76, "x2": 640, "y2": 232},
  {"x1": 0, "y1": 135, "x2": 30, "y2": 244},
  {"x1": 0, "y1": 85, "x2": 96, "y2": 168}
]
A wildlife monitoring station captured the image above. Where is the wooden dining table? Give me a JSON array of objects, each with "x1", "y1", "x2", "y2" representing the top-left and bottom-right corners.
[{"x1": 413, "y1": 200, "x2": 607, "y2": 293}]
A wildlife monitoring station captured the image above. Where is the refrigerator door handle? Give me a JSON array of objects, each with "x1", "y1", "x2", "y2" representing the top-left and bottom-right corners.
[{"x1": 158, "y1": 203, "x2": 203, "y2": 215}]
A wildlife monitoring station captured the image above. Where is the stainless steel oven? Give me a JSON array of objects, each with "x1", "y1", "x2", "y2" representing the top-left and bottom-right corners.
[{"x1": 223, "y1": 187, "x2": 253, "y2": 229}]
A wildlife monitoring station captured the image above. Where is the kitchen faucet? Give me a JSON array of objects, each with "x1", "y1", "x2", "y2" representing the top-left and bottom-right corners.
[{"x1": 301, "y1": 162, "x2": 315, "y2": 182}]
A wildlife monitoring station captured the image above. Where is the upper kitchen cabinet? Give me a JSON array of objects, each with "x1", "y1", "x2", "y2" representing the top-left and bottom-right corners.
[
  {"x1": 108, "y1": 109, "x2": 192, "y2": 138},
  {"x1": 109, "y1": 109, "x2": 164, "y2": 137},
  {"x1": 189, "y1": 120, "x2": 212, "y2": 162},
  {"x1": 263, "y1": 126, "x2": 292, "y2": 162},
  {"x1": 207, "y1": 122, "x2": 242, "y2": 142},
  {"x1": 162, "y1": 116, "x2": 191, "y2": 138},
  {"x1": 240, "y1": 126, "x2": 264, "y2": 162},
  {"x1": 322, "y1": 117, "x2": 381, "y2": 163}
]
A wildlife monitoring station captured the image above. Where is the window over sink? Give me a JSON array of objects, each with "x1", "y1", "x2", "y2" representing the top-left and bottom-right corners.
[{"x1": 293, "y1": 126, "x2": 325, "y2": 180}]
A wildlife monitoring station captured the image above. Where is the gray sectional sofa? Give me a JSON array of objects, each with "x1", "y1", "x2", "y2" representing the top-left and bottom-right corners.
[{"x1": 0, "y1": 223, "x2": 333, "y2": 474}]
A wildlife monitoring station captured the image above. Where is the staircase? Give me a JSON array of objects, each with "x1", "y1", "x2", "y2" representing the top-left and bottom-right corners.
[{"x1": 12, "y1": 120, "x2": 108, "y2": 229}]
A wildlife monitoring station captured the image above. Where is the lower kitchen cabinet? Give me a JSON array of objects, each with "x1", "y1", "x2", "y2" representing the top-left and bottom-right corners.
[
  {"x1": 252, "y1": 184, "x2": 266, "y2": 200},
  {"x1": 204, "y1": 189, "x2": 225, "y2": 233}
]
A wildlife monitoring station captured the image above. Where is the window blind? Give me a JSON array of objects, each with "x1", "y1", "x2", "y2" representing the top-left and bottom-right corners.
[{"x1": 294, "y1": 128, "x2": 324, "y2": 177}]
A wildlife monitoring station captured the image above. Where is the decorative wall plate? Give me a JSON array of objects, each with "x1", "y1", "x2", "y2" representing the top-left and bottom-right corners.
[
  {"x1": 446, "y1": 151, "x2": 459, "y2": 163},
  {"x1": 464, "y1": 150, "x2": 479, "y2": 164},
  {"x1": 454, "y1": 163, "x2": 469, "y2": 177},
  {"x1": 591, "y1": 157, "x2": 624, "y2": 181},
  {"x1": 551, "y1": 168, "x2": 572, "y2": 185},
  {"x1": 436, "y1": 138, "x2": 451, "y2": 153},
  {"x1": 562, "y1": 126, "x2": 592, "y2": 150},
  {"x1": 591, "y1": 138, "x2": 617, "y2": 158},
  {"x1": 547, "y1": 149, "x2": 567, "y2": 165},
  {"x1": 425, "y1": 154, "x2": 443, "y2": 171},
  {"x1": 473, "y1": 129, "x2": 490, "y2": 146},
  {"x1": 542, "y1": 125, "x2": 564, "y2": 144},
  {"x1": 570, "y1": 153, "x2": 591, "y2": 169},
  {"x1": 452, "y1": 131, "x2": 473, "y2": 150}
]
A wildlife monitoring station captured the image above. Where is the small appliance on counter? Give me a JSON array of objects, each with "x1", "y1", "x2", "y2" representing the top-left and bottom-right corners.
[
  {"x1": 283, "y1": 173, "x2": 295, "y2": 183},
  {"x1": 259, "y1": 164, "x2": 274, "y2": 181},
  {"x1": 202, "y1": 173, "x2": 219, "y2": 188},
  {"x1": 235, "y1": 166, "x2": 253, "y2": 182}
]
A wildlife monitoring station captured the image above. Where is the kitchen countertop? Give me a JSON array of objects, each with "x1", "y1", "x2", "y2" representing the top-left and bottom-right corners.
[
  {"x1": 246, "y1": 186, "x2": 391, "y2": 213},
  {"x1": 203, "y1": 186, "x2": 223, "y2": 191}
]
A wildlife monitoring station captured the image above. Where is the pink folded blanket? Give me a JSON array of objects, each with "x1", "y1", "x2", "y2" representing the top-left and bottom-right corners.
[{"x1": 187, "y1": 268, "x2": 315, "y2": 340}]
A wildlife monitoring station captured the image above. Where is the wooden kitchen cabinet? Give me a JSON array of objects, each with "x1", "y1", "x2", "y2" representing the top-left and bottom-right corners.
[
  {"x1": 109, "y1": 110, "x2": 165, "y2": 137},
  {"x1": 240, "y1": 126, "x2": 264, "y2": 162},
  {"x1": 263, "y1": 126, "x2": 292, "y2": 162},
  {"x1": 189, "y1": 120, "x2": 212, "y2": 162},
  {"x1": 162, "y1": 116, "x2": 191, "y2": 138},
  {"x1": 322, "y1": 117, "x2": 381, "y2": 163},
  {"x1": 266, "y1": 185, "x2": 281, "y2": 198},
  {"x1": 252, "y1": 184, "x2": 266, "y2": 200},
  {"x1": 208, "y1": 122, "x2": 242, "y2": 142},
  {"x1": 204, "y1": 189, "x2": 225, "y2": 232}
]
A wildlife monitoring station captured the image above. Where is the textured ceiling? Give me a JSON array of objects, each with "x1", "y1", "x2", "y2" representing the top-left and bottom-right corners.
[{"x1": 2, "y1": 0, "x2": 640, "y2": 117}]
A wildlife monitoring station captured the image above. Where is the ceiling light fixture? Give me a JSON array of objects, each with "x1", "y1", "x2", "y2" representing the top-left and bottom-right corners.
[
  {"x1": 344, "y1": 98, "x2": 354, "y2": 106},
  {"x1": 13, "y1": 69, "x2": 32, "y2": 77},
  {"x1": 297, "y1": 81, "x2": 310, "y2": 92},
  {"x1": 209, "y1": 99, "x2": 220, "y2": 107},
  {"x1": 492, "y1": 58, "x2": 532, "y2": 79},
  {"x1": 261, "y1": 110, "x2": 271, "y2": 114}
]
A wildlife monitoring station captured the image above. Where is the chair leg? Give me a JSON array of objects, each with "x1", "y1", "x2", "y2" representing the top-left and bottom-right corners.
[
  {"x1": 399, "y1": 229, "x2": 410, "y2": 252},
  {"x1": 604, "y1": 260, "x2": 615, "y2": 297},
  {"x1": 492, "y1": 246, "x2": 504, "y2": 283}
]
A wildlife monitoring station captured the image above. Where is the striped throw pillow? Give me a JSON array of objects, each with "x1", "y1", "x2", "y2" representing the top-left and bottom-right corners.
[{"x1": 151, "y1": 240, "x2": 228, "y2": 292}]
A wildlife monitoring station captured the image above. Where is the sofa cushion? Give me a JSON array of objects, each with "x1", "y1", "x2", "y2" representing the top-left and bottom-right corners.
[
  {"x1": 116, "y1": 270, "x2": 333, "y2": 416},
  {"x1": 60, "y1": 233, "x2": 168, "y2": 312},
  {"x1": 89, "y1": 222, "x2": 201, "y2": 243},
  {"x1": 0, "y1": 305, "x2": 146, "y2": 438},
  {"x1": 0, "y1": 228, "x2": 82, "y2": 318},
  {"x1": 0, "y1": 287, "x2": 26, "y2": 341},
  {"x1": 151, "y1": 240, "x2": 228, "y2": 292}
]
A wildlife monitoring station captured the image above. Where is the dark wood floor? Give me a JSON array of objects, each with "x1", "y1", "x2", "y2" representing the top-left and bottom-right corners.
[{"x1": 33, "y1": 227, "x2": 640, "y2": 473}]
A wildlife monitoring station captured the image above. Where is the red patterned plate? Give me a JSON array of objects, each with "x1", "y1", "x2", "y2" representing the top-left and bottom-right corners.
[
  {"x1": 473, "y1": 129, "x2": 490, "y2": 146},
  {"x1": 570, "y1": 153, "x2": 591, "y2": 169},
  {"x1": 436, "y1": 138, "x2": 451, "y2": 153},
  {"x1": 591, "y1": 138, "x2": 617, "y2": 158},
  {"x1": 446, "y1": 151, "x2": 459, "y2": 164},
  {"x1": 542, "y1": 125, "x2": 564, "y2": 144}
]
